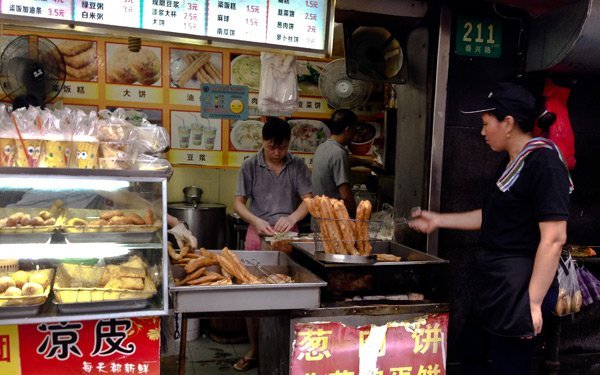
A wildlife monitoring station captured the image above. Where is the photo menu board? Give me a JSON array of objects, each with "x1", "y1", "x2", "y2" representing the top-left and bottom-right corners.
[{"x1": 2, "y1": 0, "x2": 330, "y2": 53}]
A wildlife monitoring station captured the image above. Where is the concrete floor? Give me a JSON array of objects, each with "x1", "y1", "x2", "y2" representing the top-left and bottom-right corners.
[{"x1": 161, "y1": 318, "x2": 258, "y2": 375}]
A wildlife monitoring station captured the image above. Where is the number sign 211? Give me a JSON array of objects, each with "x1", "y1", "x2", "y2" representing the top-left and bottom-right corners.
[{"x1": 455, "y1": 17, "x2": 503, "y2": 58}]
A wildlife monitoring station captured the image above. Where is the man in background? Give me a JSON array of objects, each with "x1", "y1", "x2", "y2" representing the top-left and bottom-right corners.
[{"x1": 312, "y1": 109, "x2": 381, "y2": 215}]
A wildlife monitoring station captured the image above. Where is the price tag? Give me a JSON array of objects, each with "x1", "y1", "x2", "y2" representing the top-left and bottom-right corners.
[
  {"x1": 1, "y1": 0, "x2": 72, "y2": 20},
  {"x1": 266, "y1": 0, "x2": 327, "y2": 49},
  {"x1": 455, "y1": 17, "x2": 502, "y2": 58},
  {"x1": 74, "y1": 0, "x2": 141, "y2": 28},
  {"x1": 206, "y1": 0, "x2": 268, "y2": 43},
  {"x1": 142, "y1": 0, "x2": 206, "y2": 36}
]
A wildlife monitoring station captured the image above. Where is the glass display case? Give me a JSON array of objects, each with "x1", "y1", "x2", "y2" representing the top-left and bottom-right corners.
[{"x1": 0, "y1": 167, "x2": 169, "y2": 325}]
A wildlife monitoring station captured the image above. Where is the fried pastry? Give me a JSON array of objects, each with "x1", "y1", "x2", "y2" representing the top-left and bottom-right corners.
[
  {"x1": 21, "y1": 282, "x2": 44, "y2": 296},
  {"x1": 107, "y1": 45, "x2": 136, "y2": 84},
  {"x1": 128, "y1": 48, "x2": 161, "y2": 85},
  {"x1": 0, "y1": 276, "x2": 15, "y2": 293}
]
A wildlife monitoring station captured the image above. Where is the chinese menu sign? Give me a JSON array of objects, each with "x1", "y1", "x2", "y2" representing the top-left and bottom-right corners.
[
  {"x1": 0, "y1": 317, "x2": 160, "y2": 375},
  {"x1": 291, "y1": 314, "x2": 449, "y2": 375},
  {"x1": 2, "y1": 0, "x2": 330, "y2": 52}
]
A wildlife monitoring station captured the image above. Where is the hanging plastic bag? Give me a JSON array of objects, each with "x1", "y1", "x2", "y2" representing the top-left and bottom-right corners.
[
  {"x1": 533, "y1": 79, "x2": 576, "y2": 170},
  {"x1": 576, "y1": 266, "x2": 600, "y2": 306},
  {"x1": 555, "y1": 253, "x2": 582, "y2": 316},
  {"x1": 258, "y1": 52, "x2": 299, "y2": 115}
]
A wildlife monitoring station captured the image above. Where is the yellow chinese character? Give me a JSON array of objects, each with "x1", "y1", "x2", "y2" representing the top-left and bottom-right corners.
[
  {"x1": 297, "y1": 328, "x2": 333, "y2": 361},
  {"x1": 416, "y1": 364, "x2": 441, "y2": 375},
  {"x1": 329, "y1": 370, "x2": 354, "y2": 375},
  {"x1": 390, "y1": 367, "x2": 412, "y2": 375},
  {"x1": 412, "y1": 323, "x2": 442, "y2": 354}
]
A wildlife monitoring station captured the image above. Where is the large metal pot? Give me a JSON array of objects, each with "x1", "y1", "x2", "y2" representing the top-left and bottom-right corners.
[{"x1": 168, "y1": 202, "x2": 226, "y2": 249}]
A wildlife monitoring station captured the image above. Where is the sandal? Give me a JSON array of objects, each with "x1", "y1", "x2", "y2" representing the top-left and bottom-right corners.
[{"x1": 233, "y1": 356, "x2": 257, "y2": 372}]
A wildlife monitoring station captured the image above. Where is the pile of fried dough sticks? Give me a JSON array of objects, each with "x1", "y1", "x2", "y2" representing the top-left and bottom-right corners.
[{"x1": 304, "y1": 196, "x2": 373, "y2": 256}]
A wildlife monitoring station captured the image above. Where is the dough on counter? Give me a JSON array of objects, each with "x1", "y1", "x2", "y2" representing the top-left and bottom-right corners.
[
  {"x1": 128, "y1": 48, "x2": 161, "y2": 85},
  {"x1": 12, "y1": 270, "x2": 29, "y2": 288},
  {"x1": 0, "y1": 276, "x2": 15, "y2": 293},
  {"x1": 21, "y1": 282, "x2": 44, "y2": 296},
  {"x1": 3, "y1": 286, "x2": 22, "y2": 297}
]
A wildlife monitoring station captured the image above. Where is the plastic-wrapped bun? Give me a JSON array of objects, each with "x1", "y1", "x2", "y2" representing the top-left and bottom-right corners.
[
  {"x1": 3, "y1": 286, "x2": 22, "y2": 296},
  {"x1": 0, "y1": 276, "x2": 15, "y2": 293},
  {"x1": 29, "y1": 272, "x2": 50, "y2": 289},
  {"x1": 12, "y1": 270, "x2": 29, "y2": 288},
  {"x1": 21, "y1": 282, "x2": 44, "y2": 296}
]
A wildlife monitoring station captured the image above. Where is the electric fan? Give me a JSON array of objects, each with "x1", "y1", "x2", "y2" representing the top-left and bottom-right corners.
[
  {"x1": 0, "y1": 35, "x2": 66, "y2": 103},
  {"x1": 318, "y1": 58, "x2": 372, "y2": 109}
]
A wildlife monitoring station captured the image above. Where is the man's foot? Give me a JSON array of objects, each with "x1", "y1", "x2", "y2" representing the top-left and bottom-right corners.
[{"x1": 233, "y1": 356, "x2": 257, "y2": 372}]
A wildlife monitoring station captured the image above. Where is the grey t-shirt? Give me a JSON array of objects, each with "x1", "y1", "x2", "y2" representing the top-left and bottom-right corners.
[
  {"x1": 311, "y1": 139, "x2": 350, "y2": 199},
  {"x1": 236, "y1": 150, "x2": 312, "y2": 226}
]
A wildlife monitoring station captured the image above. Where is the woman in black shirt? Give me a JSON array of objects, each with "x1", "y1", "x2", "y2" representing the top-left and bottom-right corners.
[{"x1": 410, "y1": 82, "x2": 572, "y2": 374}]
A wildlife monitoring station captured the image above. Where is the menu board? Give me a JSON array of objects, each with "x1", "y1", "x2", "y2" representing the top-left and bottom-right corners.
[
  {"x1": 2, "y1": 0, "x2": 330, "y2": 53},
  {"x1": 142, "y1": 0, "x2": 206, "y2": 36},
  {"x1": 2, "y1": 0, "x2": 72, "y2": 20},
  {"x1": 206, "y1": 0, "x2": 267, "y2": 43},
  {"x1": 74, "y1": 0, "x2": 142, "y2": 28},
  {"x1": 265, "y1": 0, "x2": 327, "y2": 50}
]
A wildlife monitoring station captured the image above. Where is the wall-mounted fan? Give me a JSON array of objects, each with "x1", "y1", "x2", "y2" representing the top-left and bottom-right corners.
[
  {"x1": 343, "y1": 24, "x2": 408, "y2": 84},
  {"x1": 318, "y1": 58, "x2": 372, "y2": 109},
  {"x1": 0, "y1": 35, "x2": 66, "y2": 103}
]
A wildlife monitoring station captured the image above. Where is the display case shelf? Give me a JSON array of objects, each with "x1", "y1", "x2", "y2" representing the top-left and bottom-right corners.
[{"x1": 0, "y1": 168, "x2": 169, "y2": 325}]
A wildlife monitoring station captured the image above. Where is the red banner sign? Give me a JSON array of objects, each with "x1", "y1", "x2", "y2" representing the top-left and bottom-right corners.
[
  {"x1": 291, "y1": 313, "x2": 449, "y2": 375},
  {"x1": 0, "y1": 317, "x2": 160, "y2": 375}
]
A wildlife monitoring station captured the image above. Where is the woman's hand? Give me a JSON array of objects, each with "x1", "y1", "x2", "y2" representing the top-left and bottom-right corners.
[
  {"x1": 274, "y1": 216, "x2": 295, "y2": 233},
  {"x1": 253, "y1": 218, "x2": 276, "y2": 236},
  {"x1": 408, "y1": 210, "x2": 441, "y2": 234},
  {"x1": 530, "y1": 303, "x2": 543, "y2": 336}
]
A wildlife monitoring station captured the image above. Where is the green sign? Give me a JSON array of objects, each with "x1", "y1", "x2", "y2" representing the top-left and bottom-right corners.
[{"x1": 455, "y1": 17, "x2": 502, "y2": 58}]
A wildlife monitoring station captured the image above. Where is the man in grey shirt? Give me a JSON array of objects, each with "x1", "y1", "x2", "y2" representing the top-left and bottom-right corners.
[
  {"x1": 312, "y1": 109, "x2": 358, "y2": 214},
  {"x1": 235, "y1": 117, "x2": 313, "y2": 247},
  {"x1": 312, "y1": 109, "x2": 382, "y2": 215},
  {"x1": 233, "y1": 117, "x2": 312, "y2": 371}
]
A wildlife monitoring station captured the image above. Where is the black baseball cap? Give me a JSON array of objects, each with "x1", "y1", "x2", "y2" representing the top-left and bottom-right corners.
[{"x1": 461, "y1": 82, "x2": 536, "y2": 123}]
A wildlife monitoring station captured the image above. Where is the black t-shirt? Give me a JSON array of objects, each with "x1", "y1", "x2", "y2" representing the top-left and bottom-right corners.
[
  {"x1": 479, "y1": 148, "x2": 570, "y2": 252},
  {"x1": 475, "y1": 148, "x2": 570, "y2": 337}
]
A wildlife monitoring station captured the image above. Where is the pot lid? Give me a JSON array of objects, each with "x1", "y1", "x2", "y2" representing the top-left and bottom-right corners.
[{"x1": 168, "y1": 202, "x2": 226, "y2": 210}]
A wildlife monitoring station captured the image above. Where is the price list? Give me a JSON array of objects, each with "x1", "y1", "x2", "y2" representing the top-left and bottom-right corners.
[
  {"x1": 206, "y1": 0, "x2": 267, "y2": 43},
  {"x1": 1, "y1": 0, "x2": 72, "y2": 20},
  {"x1": 266, "y1": 0, "x2": 326, "y2": 49},
  {"x1": 1, "y1": 0, "x2": 329, "y2": 52},
  {"x1": 74, "y1": 0, "x2": 141, "y2": 28},
  {"x1": 142, "y1": 0, "x2": 206, "y2": 36}
]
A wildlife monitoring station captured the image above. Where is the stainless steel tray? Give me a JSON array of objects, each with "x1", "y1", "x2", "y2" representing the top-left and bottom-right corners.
[
  {"x1": 0, "y1": 231, "x2": 54, "y2": 244},
  {"x1": 0, "y1": 303, "x2": 44, "y2": 318},
  {"x1": 292, "y1": 241, "x2": 448, "y2": 267},
  {"x1": 314, "y1": 252, "x2": 376, "y2": 264},
  {"x1": 64, "y1": 230, "x2": 158, "y2": 243},
  {"x1": 169, "y1": 250, "x2": 326, "y2": 313},
  {"x1": 52, "y1": 297, "x2": 150, "y2": 314}
]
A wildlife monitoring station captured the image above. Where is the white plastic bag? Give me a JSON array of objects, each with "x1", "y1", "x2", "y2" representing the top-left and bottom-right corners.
[
  {"x1": 258, "y1": 52, "x2": 299, "y2": 115},
  {"x1": 555, "y1": 253, "x2": 583, "y2": 316}
]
